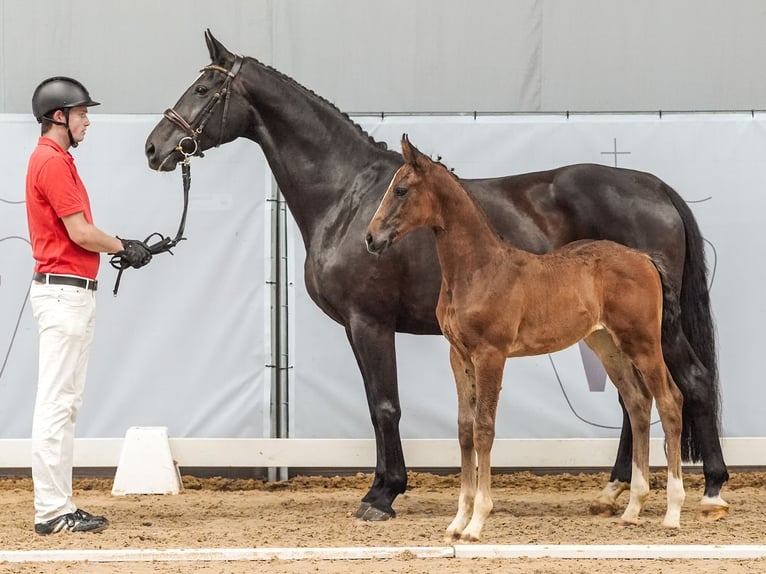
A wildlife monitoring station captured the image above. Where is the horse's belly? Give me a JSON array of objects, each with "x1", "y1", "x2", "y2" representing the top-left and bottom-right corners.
[{"x1": 509, "y1": 312, "x2": 599, "y2": 356}]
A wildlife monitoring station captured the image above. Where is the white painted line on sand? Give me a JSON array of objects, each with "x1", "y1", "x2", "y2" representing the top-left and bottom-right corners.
[
  {"x1": 2, "y1": 544, "x2": 766, "y2": 563},
  {"x1": 454, "y1": 544, "x2": 766, "y2": 560}
]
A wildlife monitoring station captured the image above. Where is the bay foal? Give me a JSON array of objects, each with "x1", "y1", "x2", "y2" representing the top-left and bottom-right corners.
[{"x1": 365, "y1": 135, "x2": 685, "y2": 541}]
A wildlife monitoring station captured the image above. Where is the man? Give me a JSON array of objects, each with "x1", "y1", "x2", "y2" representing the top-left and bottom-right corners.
[{"x1": 26, "y1": 76, "x2": 152, "y2": 535}]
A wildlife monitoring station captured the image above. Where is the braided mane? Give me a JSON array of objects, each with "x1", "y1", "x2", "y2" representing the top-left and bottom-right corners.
[{"x1": 248, "y1": 56, "x2": 398, "y2": 156}]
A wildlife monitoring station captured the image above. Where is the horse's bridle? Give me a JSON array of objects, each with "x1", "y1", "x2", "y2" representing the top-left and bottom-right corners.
[
  {"x1": 163, "y1": 54, "x2": 244, "y2": 158},
  {"x1": 110, "y1": 55, "x2": 244, "y2": 296}
]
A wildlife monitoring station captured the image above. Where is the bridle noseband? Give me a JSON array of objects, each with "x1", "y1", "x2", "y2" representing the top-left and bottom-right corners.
[{"x1": 163, "y1": 54, "x2": 244, "y2": 157}]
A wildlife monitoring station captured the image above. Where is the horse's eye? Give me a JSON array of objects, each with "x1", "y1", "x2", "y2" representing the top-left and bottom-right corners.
[
  {"x1": 394, "y1": 186, "x2": 408, "y2": 197},
  {"x1": 194, "y1": 85, "x2": 209, "y2": 96}
]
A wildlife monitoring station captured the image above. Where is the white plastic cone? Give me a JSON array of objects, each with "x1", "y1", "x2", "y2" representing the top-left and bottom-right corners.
[{"x1": 111, "y1": 427, "x2": 182, "y2": 495}]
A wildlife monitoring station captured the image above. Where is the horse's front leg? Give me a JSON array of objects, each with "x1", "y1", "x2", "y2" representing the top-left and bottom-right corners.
[
  {"x1": 345, "y1": 317, "x2": 406, "y2": 521},
  {"x1": 445, "y1": 346, "x2": 477, "y2": 541},
  {"x1": 460, "y1": 348, "x2": 505, "y2": 542}
]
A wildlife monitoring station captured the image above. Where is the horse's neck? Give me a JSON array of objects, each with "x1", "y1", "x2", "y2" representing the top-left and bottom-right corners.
[
  {"x1": 431, "y1": 176, "x2": 515, "y2": 282},
  {"x1": 239, "y1": 60, "x2": 397, "y2": 242}
]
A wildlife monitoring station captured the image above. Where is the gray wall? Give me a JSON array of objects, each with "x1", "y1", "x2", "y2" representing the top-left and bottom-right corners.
[{"x1": 2, "y1": 0, "x2": 766, "y2": 115}]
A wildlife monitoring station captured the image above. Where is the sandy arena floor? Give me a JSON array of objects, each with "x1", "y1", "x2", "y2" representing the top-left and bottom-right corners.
[{"x1": 1, "y1": 470, "x2": 765, "y2": 573}]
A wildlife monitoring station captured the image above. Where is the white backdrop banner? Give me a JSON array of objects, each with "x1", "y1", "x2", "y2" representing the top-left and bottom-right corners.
[
  {"x1": 289, "y1": 112, "x2": 763, "y2": 441},
  {"x1": 1, "y1": 113, "x2": 763, "y2": 446},
  {"x1": 0, "y1": 115, "x2": 271, "y2": 439}
]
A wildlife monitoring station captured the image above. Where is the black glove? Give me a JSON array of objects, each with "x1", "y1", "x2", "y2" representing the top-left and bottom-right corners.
[{"x1": 117, "y1": 238, "x2": 152, "y2": 269}]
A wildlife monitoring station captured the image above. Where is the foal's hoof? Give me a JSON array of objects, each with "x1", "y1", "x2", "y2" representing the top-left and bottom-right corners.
[
  {"x1": 459, "y1": 531, "x2": 481, "y2": 543},
  {"x1": 699, "y1": 503, "x2": 729, "y2": 522},
  {"x1": 355, "y1": 502, "x2": 394, "y2": 521},
  {"x1": 589, "y1": 500, "x2": 617, "y2": 517}
]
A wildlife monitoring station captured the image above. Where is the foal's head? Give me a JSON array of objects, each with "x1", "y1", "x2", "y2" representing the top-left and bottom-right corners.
[{"x1": 366, "y1": 134, "x2": 450, "y2": 255}]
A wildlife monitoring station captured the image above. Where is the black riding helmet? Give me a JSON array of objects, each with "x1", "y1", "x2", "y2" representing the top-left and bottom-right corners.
[{"x1": 32, "y1": 77, "x2": 100, "y2": 147}]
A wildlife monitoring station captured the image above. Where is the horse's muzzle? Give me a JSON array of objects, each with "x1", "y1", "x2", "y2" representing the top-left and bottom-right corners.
[
  {"x1": 365, "y1": 232, "x2": 390, "y2": 255},
  {"x1": 145, "y1": 141, "x2": 179, "y2": 172}
]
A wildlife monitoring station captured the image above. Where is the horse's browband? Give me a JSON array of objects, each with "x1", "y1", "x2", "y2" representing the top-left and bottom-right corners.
[
  {"x1": 201, "y1": 64, "x2": 230, "y2": 75},
  {"x1": 163, "y1": 55, "x2": 244, "y2": 150}
]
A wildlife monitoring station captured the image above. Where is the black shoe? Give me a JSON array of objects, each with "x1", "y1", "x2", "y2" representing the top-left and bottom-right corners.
[{"x1": 34, "y1": 509, "x2": 109, "y2": 535}]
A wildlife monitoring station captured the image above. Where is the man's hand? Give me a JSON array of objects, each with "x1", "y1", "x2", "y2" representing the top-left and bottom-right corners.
[{"x1": 117, "y1": 238, "x2": 152, "y2": 269}]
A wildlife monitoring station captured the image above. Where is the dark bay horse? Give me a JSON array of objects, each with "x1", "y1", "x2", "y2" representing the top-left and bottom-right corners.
[
  {"x1": 366, "y1": 135, "x2": 685, "y2": 540},
  {"x1": 144, "y1": 30, "x2": 728, "y2": 521}
]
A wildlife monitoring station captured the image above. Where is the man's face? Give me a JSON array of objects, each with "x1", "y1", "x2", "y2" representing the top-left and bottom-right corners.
[{"x1": 66, "y1": 106, "x2": 90, "y2": 143}]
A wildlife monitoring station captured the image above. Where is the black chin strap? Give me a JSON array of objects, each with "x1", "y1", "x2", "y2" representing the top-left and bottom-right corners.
[{"x1": 43, "y1": 109, "x2": 78, "y2": 148}]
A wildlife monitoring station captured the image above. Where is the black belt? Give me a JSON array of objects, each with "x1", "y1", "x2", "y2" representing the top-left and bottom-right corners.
[{"x1": 33, "y1": 273, "x2": 98, "y2": 291}]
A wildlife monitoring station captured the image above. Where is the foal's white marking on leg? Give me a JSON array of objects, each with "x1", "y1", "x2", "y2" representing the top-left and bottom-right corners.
[
  {"x1": 621, "y1": 463, "x2": 649, "y2": 525},
  {"x1": 663, "y1": 471, "x2": 685, "y2": 528},
  {"x1": 461, "y1": 488, "x2": 493, "y2": 542},
  {"x1": 446, "y1": 487, "x2": 474, "y2": 541}
]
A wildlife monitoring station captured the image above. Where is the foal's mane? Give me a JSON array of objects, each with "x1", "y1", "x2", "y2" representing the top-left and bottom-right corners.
[
  {"x1": 247, "y1": 55, "x2": 399, "y2": 156},
  {"x1": 418, "y1": 154, "x2": 460, "y2": 182}
]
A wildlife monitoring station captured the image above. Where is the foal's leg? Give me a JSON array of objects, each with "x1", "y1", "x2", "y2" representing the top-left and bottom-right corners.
[
  {"x1": 445, "y1": 346, "x2": 477, "y2": 541},
  {"x1": 615, "y1": 331, "x2": 685, "y2": 527},
  {"x1": 612, "y1": 375, "x2": 652, "y2": 525},
  {"x1": 662, "y1": 329, "x2": 728, "y2": 520},
  {"x1": 585, "y1": 332, "x2": 652, "y2": 524},
  {"x1": 583, "y1": 332, "x2": 632, "y2": 516},
  {"x1": 460, "y1": 348, "x2": 505, "y2": 542},
  {"x1": 633, "y1": 358, "x2": 685, "y2": 528}
]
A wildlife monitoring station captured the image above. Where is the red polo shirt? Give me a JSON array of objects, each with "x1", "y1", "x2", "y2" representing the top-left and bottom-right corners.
[{"x1": 26, "y1": 137, "x2": 100, "y2": 279}]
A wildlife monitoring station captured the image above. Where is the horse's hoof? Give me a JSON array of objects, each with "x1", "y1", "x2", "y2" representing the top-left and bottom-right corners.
[
  {"x1": 459, "y1": 532, "x2": 480, "y2": 543},
  {"x1": 589, "y1": 501, "x2": 617, "y2": 517},
  {"x1": 354, "y1": 502, "x2": 371, "y2": 519},
  {"x1": 699, "y1": 503, "x2": 729, "y2": 522},
  {"x1": 358, "y1": 504, "x2": 394, "y2": 521}
]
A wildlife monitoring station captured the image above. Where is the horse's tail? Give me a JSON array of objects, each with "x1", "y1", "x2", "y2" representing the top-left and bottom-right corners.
[{"x1": 656, "y1": 183, "x2": 720, "y2": 463}]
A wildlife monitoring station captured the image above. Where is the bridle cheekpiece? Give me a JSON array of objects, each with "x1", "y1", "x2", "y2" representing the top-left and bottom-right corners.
[{"x1": 163, "y1": 54, "x2": 244, "y2": 160}]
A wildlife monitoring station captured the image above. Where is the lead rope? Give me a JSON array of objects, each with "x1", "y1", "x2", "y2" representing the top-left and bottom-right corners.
[{"x1": 110, "y1": 156, "x2": 192, "y2": 296}]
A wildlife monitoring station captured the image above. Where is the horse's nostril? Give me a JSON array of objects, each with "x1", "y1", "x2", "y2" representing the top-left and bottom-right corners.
[
  {"x1": 365, "y1": 233, "x2": 373, "y2": 246},
  {"x1": 145, "y1": 142, "x2": 155, "y2": 157}
]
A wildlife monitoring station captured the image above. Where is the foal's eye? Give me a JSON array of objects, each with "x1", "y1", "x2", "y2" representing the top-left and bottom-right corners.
[
  {"x1": 194, "y1": 85, "x2": 209, "y2": 96},
  {"x1": 394, "y1": 186, "x2": 408, "y2": 197}
]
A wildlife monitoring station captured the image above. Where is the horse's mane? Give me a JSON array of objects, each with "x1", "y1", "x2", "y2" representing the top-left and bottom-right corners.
[{"x1": 248, "y1": 56, "x2": 399, "y2": 157}]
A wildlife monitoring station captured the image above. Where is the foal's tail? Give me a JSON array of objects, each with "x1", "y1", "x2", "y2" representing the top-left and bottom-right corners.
[{"x1": 657, "y1": 183, "x2": 721, "y2": 463}]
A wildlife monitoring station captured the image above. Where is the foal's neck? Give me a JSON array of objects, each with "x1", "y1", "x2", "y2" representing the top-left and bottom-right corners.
[{"x1": 430, "y1": 170, "x2": 518, "y2": 281}]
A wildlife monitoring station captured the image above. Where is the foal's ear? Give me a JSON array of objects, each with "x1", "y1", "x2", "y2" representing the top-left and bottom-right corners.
[
  {"x1": 400, "y1": 133, "x2": 422, "y2": 166},
  {"x1": 205, "y1": 29, "x2": 233, "y2": 64}
]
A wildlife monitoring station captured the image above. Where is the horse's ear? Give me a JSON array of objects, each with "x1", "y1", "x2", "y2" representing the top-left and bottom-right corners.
[
  {"x1": 401, "y1": 133, "x2": 422, "y2": 166},
  {"x1": 205, "y1": 29, "x2": 233, "y2": 64}
]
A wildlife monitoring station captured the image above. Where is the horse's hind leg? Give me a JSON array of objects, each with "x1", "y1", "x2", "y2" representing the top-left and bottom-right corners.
[
  {"x1": 585, "y1": 331, "x2": 651, "y2": 523},
  {"x1": 445, "y1": 346, "x2": 477, "y2": 541},
  {"x1": 598, "y1": 395, "x2": 633, "y2": 514},
  {"x1": 655, "y1": 366, "x2": 685, "y2": 528},
  {"x1": 662, "y1": 328, "x2": 729, "y2": 521},
  {"x1": 630, "y1": 355, "x2": 685, "y2": 528},
  {"x1": 583, "y1": 331, "x2": 633, "y2": 516}
]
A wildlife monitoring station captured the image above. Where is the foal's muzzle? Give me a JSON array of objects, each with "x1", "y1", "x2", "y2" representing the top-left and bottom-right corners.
[{"x1": 365, "y1": 232, "x2": 391, "y2": 255}]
